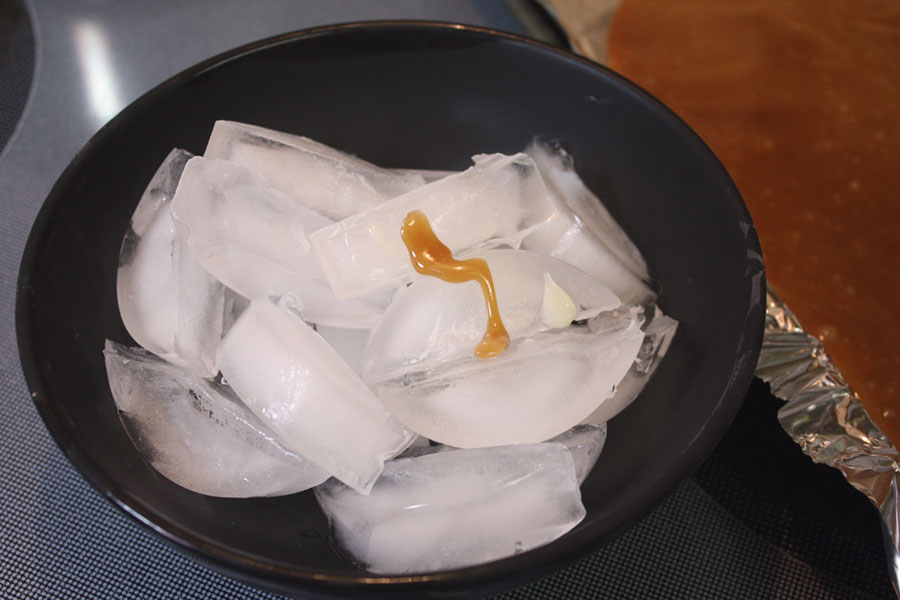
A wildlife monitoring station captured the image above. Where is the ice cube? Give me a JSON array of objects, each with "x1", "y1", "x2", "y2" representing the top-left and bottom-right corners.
[
  {"x1": 310, "y1": 153, "x2": 554, "y2": 299},
  {"x1": 395, "y1": 425, "x2": 607, "y2": 480},
  {"x1": 522, "y1": 140, "x2": 656, "y2": 306},
  {"x1": 389, "y1": 167, "x2": 455, "y2": 184},
  {"x1": 582, "y1": 306, "x2": 678, "y2": 425},
  {"x1": 374, "y1": 308, "x2": 644, "y2": 448},
  {"x1": 395, "y1": 434, "x2": 437, "y2": 459},
  {"x1": 549, "y1": 424, "x2": 607, "y2": 484},
  {"x1": 222, "y1": 288, "x2": 250, "y2": 336},
  {"x1": 361, "y1": 249, "x2": 622, "y2": 384},
  {"x1": 171, "y1": 156, "x2": 329, "y2": 276},
  {"x1": 170, "y1": 156, "x2": 385, "y2": 328},
  {"x1": 103, "y1": 340, "x2": 329, "y2": 497},
  {"x1": 524, "y1": 139, "x2": 650, "y2": 278},
  {"x1": 216, "y1": 298, "x2": 414, "y2": 494},
  {"x1": 314, "y1": 443, "x2": 585, "y2": 574},
  {"x1": 204, "y1": 121, "x2": 425, "y2": 220},
  {"x1": 117, "y1": 149, "x2": 225, "y2": 377},
  {"x1": 313, "y1": 324, "x2": 371, "y2": 376}
]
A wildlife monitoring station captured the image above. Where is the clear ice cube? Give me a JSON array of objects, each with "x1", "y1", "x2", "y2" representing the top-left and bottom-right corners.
[
  {"x1": 582, "y1": 305, "x2": 678, "y2": 425},
  {"x1": 389, "y1": 167, "x2": 455, "y2": 184},
  {"x1": 313, "y1": 324, "x2": 371, "y2": 376},
  {"x1": 395, "y1": 434, "x2": 436, "y2": 459},
  {"x1": 374, "y1": 309, "x2": 644, "y2": 448},
  {"x1": 204, "y1": 121, "x2": 425, "y2": 220},
  {"x1": 314, "y1": 443, "x2": 585, "y2": 574},
  {"x1": 170, "y1": 156, "x2": 385, "y2": 328},
  {"x1": 524, "y1": 139, "x2": 650, "y2": 278},
  {"x1": 117, "y1": 148, "x2": 225, "y2": 377},
  {"x1": 103, "y1": 340, "x2": 329, "y2": 497},
  {"x1": 361, "y1": 249, "x2": 622, "y2": 384},
  {"x1": 548, "y1": 424, "x2": 607, "y2": 484},
  {"x1": 171, "y1": 156, "x2": 329, "y2": 276},
  {"x1": 394, "y1": 425, "x2": 606, "y2": 481},
  {"x1": 310, "y1": 153, "x2": 554, "y2": 299},
  {"x1": 222, "y1": 288, "x2": 250, "y2": 336},
  {"x1": 216, "y1": 298, "x2": 414, "y2": 494},
  {"x1": 522, "y1": 140, "x2": 656, "y2": 306}
]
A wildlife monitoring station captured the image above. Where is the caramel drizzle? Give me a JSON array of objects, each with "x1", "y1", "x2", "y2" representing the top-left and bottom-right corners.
[{"x1": 400, "y1": 210, "x2": 510, "y2": 359}]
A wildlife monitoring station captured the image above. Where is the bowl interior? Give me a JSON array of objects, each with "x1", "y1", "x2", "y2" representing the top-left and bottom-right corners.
[{"x1": 17, "y1": 22, "x2": 764, "y2": 598}]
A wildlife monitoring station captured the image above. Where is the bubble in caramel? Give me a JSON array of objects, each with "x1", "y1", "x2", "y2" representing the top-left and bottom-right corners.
[{"x1": 400, "y1": 210, "x2": 510, "y2": 358}]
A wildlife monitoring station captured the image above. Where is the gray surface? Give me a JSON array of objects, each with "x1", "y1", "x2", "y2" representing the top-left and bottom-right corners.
[
  {"x1": 0, "y1": 3, "x2": 523, "y2": 598},
  {"x1": 0, "y1": 1, "x2": 33, "y2": 151},
  {"x1": 0, "y1": 2, "x2": 892, "y2": 599}
]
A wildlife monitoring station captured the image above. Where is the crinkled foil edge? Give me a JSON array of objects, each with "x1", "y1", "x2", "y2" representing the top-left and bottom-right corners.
[{"x1": 757, "y1": 286, "x2": 900, "y2": 594}]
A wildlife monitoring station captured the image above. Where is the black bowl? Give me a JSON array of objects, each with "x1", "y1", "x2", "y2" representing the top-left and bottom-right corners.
[{"x1": 16, "y1": 22, "x2": 765, "y2": 599}]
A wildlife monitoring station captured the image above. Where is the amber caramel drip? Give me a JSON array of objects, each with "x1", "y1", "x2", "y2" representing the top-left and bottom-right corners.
[{"x1": 400, "y1": 210, "x2": 509, "y2": 359}]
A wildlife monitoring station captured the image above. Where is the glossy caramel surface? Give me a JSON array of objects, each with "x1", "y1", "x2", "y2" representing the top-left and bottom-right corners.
[{"x1": 400, "y1": 210, "x2": 510, "y2": 358}]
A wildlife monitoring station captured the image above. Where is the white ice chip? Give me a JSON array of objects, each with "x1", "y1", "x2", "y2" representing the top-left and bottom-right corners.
[{"x1": 540, "y1": 272, "x2": 577, "y2": 329}]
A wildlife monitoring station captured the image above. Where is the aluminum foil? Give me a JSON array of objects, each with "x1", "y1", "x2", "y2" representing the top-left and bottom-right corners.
[{"x1": 757, "y1": 287, "x2": 900, "y2": 595}]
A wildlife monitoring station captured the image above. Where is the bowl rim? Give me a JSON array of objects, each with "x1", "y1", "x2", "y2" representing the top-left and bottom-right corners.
[{"x1": 15, "y1": 19, "x2": 766, "y2": 595}]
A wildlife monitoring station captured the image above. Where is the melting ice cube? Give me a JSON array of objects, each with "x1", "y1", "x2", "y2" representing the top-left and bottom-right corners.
[
  {"x1": 313, "y1": 324, "x2": 371, "y2": 376},
  {"x1": 103, "y1": 340, "x2": 329, "y2": 497},
  {"x1": 171, "y1": 156, "x2": 329, "y2": 276},
  {"x1": 310, "y1": 153, "x2": 554, "y2": 299},
  {"x1": 117, "y1": 148, "x2": 225, "y2": 377},
  {"x1": 582, "y1": 305, "x2": 678, "y2": 425},
  {"x1": 170, "y1": 156, "x2": 386, "y2": 328},
  {"x1": 522, "y1": 140, "x2": 656, "y2": 306},
  {"x1": 216, "y1": 298, "x2": 414, "y2": 494},
  {"x1": 549, "y1": 424, "x2": 608, "y2": 484},
  {"x1": 204, "y1": 121, "x2": 425, "y2": 220},
  {"x1": 374, "y1": 308, "x2": 644, "y2": 448},
  {"x1": 361, "y1": 249, "x2": 622, "y2": 384},
  {"x1": 389, "y1": 167, "x2": 455, "y2": 184},
  {"x1": 393, "y1": 425, "x2": 607, "y2": 482},
  {"x1": 395, "y1": 434, "x2": 436, "y2": 459},
  {"x1": 314, "y1": 443, "x2": 585, "y2": 574}
]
